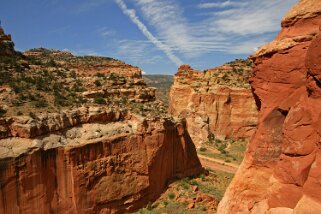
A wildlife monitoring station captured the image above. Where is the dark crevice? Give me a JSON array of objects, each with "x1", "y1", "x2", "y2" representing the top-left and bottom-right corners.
[
  {"x1": 313, "y1": 75, "x2": 321, "y2": 88},
  {"x1": 283, "y1": 153, "x2": 308, "y2": 157},
  {"x1": 278, "y1": 108, "x2": 288, "y2": 117},
  {"x1": 251, "y1": 88, "x2": 261, "y2": 111}
]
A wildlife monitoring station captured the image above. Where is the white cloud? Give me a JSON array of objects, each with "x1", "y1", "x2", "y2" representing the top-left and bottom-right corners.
[
  {"x1": 97, "y1": 27, "x2": 116, "y2": 38},
  {"x1": 106, "y1": 39, "x2": 166, "y2": 65},
  {"x1": 114, "y1": 0, "x2": 183, "y2": 66},
  {"x1": 133, "y1": 0, "x2": 298, "y2": 55},
  {"x1": 74, "y1": 0, "x2": 108, "y2": 14},
  {"x1": 135, "y1": 0, "x2": 196, "y2": 56},
  {"x1": 198, "y1": 1, "x2": 246, "y2": 9},
  {"x1": 205, "y1": 1, "x2": 298, "y2": 35}
]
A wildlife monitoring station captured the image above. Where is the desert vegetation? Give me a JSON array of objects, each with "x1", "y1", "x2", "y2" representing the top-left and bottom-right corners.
[{"x1": 137, "y1": 170, "x2": 233, "y2": 213}]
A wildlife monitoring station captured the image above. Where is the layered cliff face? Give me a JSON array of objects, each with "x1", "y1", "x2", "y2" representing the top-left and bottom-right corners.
[
  {"x1": 218, "y1": 0, "x2": 321, "y2": 213},
  {"x1": 0, "y1": 109, "x2": 203, "y2": 213},
  {"x1": 169, "y1": 60, "x2": 258, "y2": 146},
  {"x1": 0, "y1": 27, "x2": 203, "y2": 213}
]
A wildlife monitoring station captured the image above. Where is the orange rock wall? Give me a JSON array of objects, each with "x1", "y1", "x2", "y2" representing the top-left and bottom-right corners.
[
  {"x1": 0, "y1": 117, "x2": 203, "y2": 214},
  {"x1": 169, "y1": 66, "x2": 258, "y2": 145},
  {"x1": 218, "y1": 0, "x2": 321, "y2": 213}
]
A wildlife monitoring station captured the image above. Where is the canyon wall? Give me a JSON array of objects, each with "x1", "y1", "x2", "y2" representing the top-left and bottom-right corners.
[
  {"x1": 0, "y1": 28, "x2": 203, "y2": 213},
  {"x1": 169, "y1": 62, "x2": 258, "y2": 146},
  {"x1": 218, "y1": 0, "x2": 321, "y2": 213},
  {"x1": 0, "y1": 109, "x2": 203, "y2": 214}
]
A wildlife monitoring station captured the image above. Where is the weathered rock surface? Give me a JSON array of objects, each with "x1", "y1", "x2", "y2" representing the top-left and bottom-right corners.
[
  {"x1": 169, "y1": 60, "x2": 258, "y2": 145},
  {"x1": 0, "y1": 25, "x2": 15, "y2": 56},
  {"x1": 0, "y1": 45, "x2": 161, "y2": 117},
  {"x1": 24, "y1": 48, "x2": 142, "y2": 78},
  {"x1": 0, "y1": 111, "x2": 203, "y2": 213},
  {"x1": 0, "y1": 27, "x2": 203, "y2": 213},
  {"x1": 218, "y1": 0, "x2": 321, "y2": 213}
]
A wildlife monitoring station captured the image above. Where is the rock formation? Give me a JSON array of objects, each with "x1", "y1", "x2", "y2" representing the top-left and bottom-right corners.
[
  {"x1": 0, "y1": 25, "x2": 15, "y2": 56},
  {"x1": 169, "y1": 60, "x2": 258, "y2": 146},
  {"x1": 0, "y1": 109, "x2": 203, "y2": 213},
  {"x1": 218, "y1": 0, "x2": 321, "y2": 213},
  {"x1": 0, "y1": 27, "x2": 204, "y2": 213},
  {"x1": 24, "y1": 48, "x2": 142, "y2": 78}
]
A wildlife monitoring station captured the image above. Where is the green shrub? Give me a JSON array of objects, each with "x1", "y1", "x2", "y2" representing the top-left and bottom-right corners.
[
  {"x1": 96, "y1": 73, "x2": 105, "y2": 78},
  {"x1": 199, "y1": 147, "x2": 207, "y2": 152},
  {"x1": 29, "y1": 112, "x2": 36, "y2": 119},
  {"x1": 34, "y1": 97, "x2": 48, "y2": 108},
  {"x1": 108, "y1": 73, "x2": 118, "y2": 80},
  {"x1": 95, "y1": 79, "x2": 102, "y2": 87},
  {"x1": 46, "y1": 59, "x2": 57, "y2": 67},
  {"x1": 168, "y1": 193, "x2": 175, "y2": 200},
  {"x1": 200, "y1": 174, "x2": 206, "y2": 181},
  {"x1": 178, "y1": 179, "x2": 189, "y2": 190},
  {"x1": 163, "y1": 201, "x2": 168, "y2": 207},
  {"x1": 54, "y1": 91, "x2": 68, "y2": 106},
  {"x1": 94, "y1": 97, "x2": 106, "y2": 104},
  {"x1": 0, "y1": 108, "x2": 6, "y2": 117},
  {"x1": 146, "y1": 202, "x2": 153, "y2": 211},
  {"x1": 189, "y1": 179, "x2": 199, "y2": 186}
]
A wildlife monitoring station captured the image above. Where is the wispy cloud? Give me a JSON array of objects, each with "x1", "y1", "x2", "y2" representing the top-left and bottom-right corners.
[
  {"x1": 114, "y1": 0, "x2": 183, "y2": 66},
  {"x1": 97, "y1": 27, "x2": 116, "y2": 38},
  {"x1": 134, "y1": 0, "x2": 298, "y2": 56},
  {"x1": 135, "y1": 0, "x2": 196, "y2": 56},
  {"x1": 74, "y1": 0, "x2": 108, "y2": 14},
  {"x1": 109, "y1": 40, "x2": 165, "y2": 65},
  {"x1": 198, "y1": 1, "x2": 246, "y2": 9},
  {"x1": 205, "y1": 1, "x2": 297, "y2": 35}
]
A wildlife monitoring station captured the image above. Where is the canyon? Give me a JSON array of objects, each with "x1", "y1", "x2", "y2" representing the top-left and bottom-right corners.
[
  {"x1": 0, "y1": 26, "x2": 204, "y2": 213},
  {"x1": 0, "y1": 110, "x2": 202, "y2": 213},
  {"x1": 218, "y1": 0, "x2": 321, "y2": 213},
  {"x1": 1, "y1": 0, "x2": 320, "y2": 213}
]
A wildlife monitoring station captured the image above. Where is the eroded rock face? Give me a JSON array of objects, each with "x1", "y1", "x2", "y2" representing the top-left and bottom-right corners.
[
  {"x1": 24, "y1": 48, "x2": 142, "y2": 78},
  {"x1": 169, "y1": 60, "x2": 258, "y2": 145},
  {"x1": 218, "y1": 0, "x2": 321, "y2": 213},
  {"x1": 0, "y1": 27, "x2": 203, "y2": 213},
  {"x1": 0, "y1": 26, "x2": 15, "y2": 56},
  {"x1": 0, "y1": 112, "x2": 203, "y2": 213}
]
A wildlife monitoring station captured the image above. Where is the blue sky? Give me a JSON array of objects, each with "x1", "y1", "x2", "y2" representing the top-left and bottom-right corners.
[{"x1": 1, "y1": 0, "x2": 298, "y2": 74}]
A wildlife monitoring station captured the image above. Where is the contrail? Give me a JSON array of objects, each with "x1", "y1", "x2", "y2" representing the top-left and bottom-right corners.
[{"x1": 114, "y1": 0, "x2": 183, "y2": 66}]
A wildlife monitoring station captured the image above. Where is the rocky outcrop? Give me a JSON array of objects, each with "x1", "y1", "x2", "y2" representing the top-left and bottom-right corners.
[
  {"x1": 218, "y1": 0, "x2": 321, "y2": 213},
  {"x1": 0, "y1": 107, "x2": 123, "y2": 140},
  {"x1": 0, "y1": 27, "x2": 203, "y2": 213},
  {"x1": 24, "y1": 48, "x2": 142, "y2": 78},
  {"x1": 169, "y1": 61, "x2": 258, "y2": 146},
  {"x1": 0, "y1": 25, "x2": 15, "y2": 56},
  {"x1": 0, "y1": 111, "x2": 203, "y2": 213},
  {"x1": 0, "y1": 43, "x2": 160, "y2": 117}
]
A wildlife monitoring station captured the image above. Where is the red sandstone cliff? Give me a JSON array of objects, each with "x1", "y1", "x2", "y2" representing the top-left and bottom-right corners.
[
  {"x1": 0, "y1": 27, "x2": 203, "y2": 213},
  {"x1": 218, "y1": 0, "x2": 321, "y2": 213},
  {"x1": 0, "y1": 108, "x2": 203, "y2": 213},
  {"x1": 169, "y1": 61, "x2": 258, "y2": 146}
]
